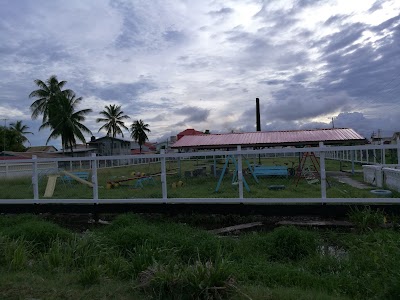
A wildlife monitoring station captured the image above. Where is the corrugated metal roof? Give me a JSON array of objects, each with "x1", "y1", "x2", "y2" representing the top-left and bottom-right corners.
[{"x1": 171, "y1": 128, "x2": 366, "y2": 149}]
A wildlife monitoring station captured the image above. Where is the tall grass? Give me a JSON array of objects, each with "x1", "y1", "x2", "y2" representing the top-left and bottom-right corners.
[{"x1": 0, "y1": 213, "x2": 400, "y2": 299}]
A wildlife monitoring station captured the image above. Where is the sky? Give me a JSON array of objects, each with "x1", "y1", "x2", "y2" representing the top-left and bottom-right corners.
[{"x1": 0, "y1": 0, "x2": 399, "y2": 149}]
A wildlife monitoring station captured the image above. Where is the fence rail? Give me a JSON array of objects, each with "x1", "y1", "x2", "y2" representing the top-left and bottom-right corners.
[{"x1": 1, "y1": 142, "x2": 400, "y2": 204}]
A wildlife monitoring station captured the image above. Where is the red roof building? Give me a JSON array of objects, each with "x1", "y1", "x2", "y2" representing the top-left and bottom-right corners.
[
  {"x1": 172, "y1": 128, "x2": 366, "y2": 149},
  {"x1": 176, "y1": 128, "x2": 204, "y2": 140}
]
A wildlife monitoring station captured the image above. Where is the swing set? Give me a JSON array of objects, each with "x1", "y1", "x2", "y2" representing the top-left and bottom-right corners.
[{"x1": 294, "y1": 152, "x2": 320, "y2": 186}]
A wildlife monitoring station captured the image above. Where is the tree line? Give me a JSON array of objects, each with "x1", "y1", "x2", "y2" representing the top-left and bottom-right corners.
[{"x1": 1, "y1": 75, "x2": 151, "y2": 154}]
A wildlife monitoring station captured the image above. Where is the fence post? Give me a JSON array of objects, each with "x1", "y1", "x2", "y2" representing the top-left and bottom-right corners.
[
  {"x1": 160, "y1": 149, "x2": 167, "y2": 201},
  {"x1": 351, "y1": 150, "x2": 355, "y2": 174},
  {"x1": 5, "y1": 162, "x2": 9, "y2": 178},
  {"x1": 91, "y1": 153, "x2": 99, "y2": 203},
  {"x1": 32, "y1": 155, "x2": 39, "y2": 201},
  {"x1": 397, "y1": 137, "x2": 400, "y2": 164},
  {"x1": 237, "y1": 146, "x2": 244, "y2": 200},
  {"x1": 382, "y1": 143, "x2": 386, "y2": 165},
  {"x1": 319, "y1": 142, "x2": 327, "y2": 200}
]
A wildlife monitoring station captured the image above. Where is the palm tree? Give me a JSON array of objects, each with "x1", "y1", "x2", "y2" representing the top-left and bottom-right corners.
[
  {"x1": 96, "y1": 104, "x2": 130, "y2": 138},
  {"x1": 130, "y1": 119, "x2": 151, "y2": 153},
  {"x1": 29, "y1": 75, "x2": 73, "y2": 122},
  {"x1": 9, "y1": 120, "x2": 33, "y2": 145},
  {"x1": 39, "y1": 92, "x2": 92, "y2": 153}
]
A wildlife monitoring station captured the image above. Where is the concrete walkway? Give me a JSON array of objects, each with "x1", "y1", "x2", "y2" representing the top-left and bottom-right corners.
[{"x1": 327, "y1": 171, "x2": 371, "y2": 189}]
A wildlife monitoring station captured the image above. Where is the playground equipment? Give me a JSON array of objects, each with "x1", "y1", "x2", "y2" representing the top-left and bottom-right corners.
[
  {"x1": 107, "y1": 173, "x2": 155, "y2": 189},
  {"x1": 61, "y1": 170, "x2": 93, "y2": 187},
  {"x1": 43, "y1": 175, "x2": 59, "y2": 197},
  {"x1": 294, "y1": 152, "x2": 320, "y2": 186},
  {"x1": 215, "y1": 155, "x2": 258, "y2": 192}
]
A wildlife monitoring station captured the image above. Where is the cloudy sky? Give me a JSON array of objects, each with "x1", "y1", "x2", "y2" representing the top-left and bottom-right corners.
[{"x1": 0, "y1": 0, "x2": 399, "y2": 148}]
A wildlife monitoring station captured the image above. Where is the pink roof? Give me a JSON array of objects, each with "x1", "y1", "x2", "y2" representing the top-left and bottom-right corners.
[
  {"x1": 177, "y1": 128, "x2": 204, "y2": 140},
  {"x1": 172, "y1": 128, "x2": 366, "y2": 149}
]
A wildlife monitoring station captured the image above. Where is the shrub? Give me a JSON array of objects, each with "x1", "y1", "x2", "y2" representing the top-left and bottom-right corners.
[
  {"x1": 269, "y1": 226, "x2": 318, "y2": 261},
  {"x1": 138, "y1": 258, "x2": 236, "y2": 300},
  {"x1": 348, "y1": 206, "x2": 386, "y2": 231},
  {"x1": 0, "y1": 219, "x2": 72, "y2": 250},
  {"x1": 1, "y1": 237, "x2": 32, "y2": 270},
  {"x1": 78, "y1": 264, "x2": 102, "y2": 286}
]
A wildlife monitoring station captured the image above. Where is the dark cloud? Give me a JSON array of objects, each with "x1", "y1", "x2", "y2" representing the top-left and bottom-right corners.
[
  {"x1": 324, "y1": 14, "x2": 348, "y2": 26},
  {"x1": 85, "y1": 80, "x2": 158, "y2": 102},
  {"x1": 266, "y1": 86, "x2": 350, "y2": 121},
  {"x1": 175, "y1": 106, "x2": 210, "y2": 124},
  {"x1": 259, "y1": 79, "x2": 287, "y2": 85},
  {"x1": 333, "y1": 112, "x2": 397, "y2": 138},
  {"x1": 369, "y1": 0, "x2": 385, "y2": 13},
  {"x1": 208, "y1": 7, "x2": 234, "y2": 16},
  {"x1": 163, "y1": 30, "x2": 186, "y2": 43},
  {"x1": 323, "y1": 22, "x2": 367, "y2": 54},
  {"x1": 317, "y1": 16, "x2": 400, "y2": 104}
]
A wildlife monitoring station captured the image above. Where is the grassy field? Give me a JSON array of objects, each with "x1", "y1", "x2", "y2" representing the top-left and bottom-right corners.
[
  {"x1": 0, "y1": 212, "x2": 399, "y2": 299},
  {"x1": 0, "y1": 157, "x2": 397, "y2": 200},
  {"x1": 0, "y1": 158, "x2": 398, "y2": 199}
]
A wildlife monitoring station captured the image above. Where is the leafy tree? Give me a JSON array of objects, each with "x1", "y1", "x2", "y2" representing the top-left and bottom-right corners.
[
  {"x1": 39, "y1": 91, "x2": 92, "y2": 153},
  {"x1": 29, "y1": 75, "x2": 73, "y2": 123},
  {"x1": 96, "y1": 104, "x2": 130, "y2": 138},
  {"x1": 130, "y1": 119, "x2": 151, "y2": 153},
  {"x1": 0, "y1": 126, "x2": 25, "y2": 152},
  {"x1": 9, "y1": 120, "x2": 33, "y2": 145}
]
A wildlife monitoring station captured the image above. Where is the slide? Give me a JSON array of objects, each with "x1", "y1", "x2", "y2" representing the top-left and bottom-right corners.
[{"x1": 44, "y1": 175, "x2": 59, "y2": 197}]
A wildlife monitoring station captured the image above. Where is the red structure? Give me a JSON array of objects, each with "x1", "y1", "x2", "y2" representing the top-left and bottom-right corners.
[{"x1": 176, "y1": 128, "x2": 204, "y2": 141}]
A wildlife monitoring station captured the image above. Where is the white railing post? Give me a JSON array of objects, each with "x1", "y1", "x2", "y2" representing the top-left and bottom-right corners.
[
  {"x1": 319, "y1": 142, "x2": 327, "y2": 200},
  {"x1": 382, "y1": 144, "x2": 386, "y2": 165},
  {"x1": 160, "y1": 149, "x2": 168, "y2": 201},
  {"x1": 237, "y1": 146, "x2": 244, "y2": 199},
  {"x1": 91, "y1": 153, "x2": 98, "y2": 202},
  {"x1": 32, "y1": 155, "x2": 39, "y2": 201},
  {"x1": 5, "y1": 162, "x2": 9, "y2": 178},
  {"x1": 397, "y1": 137, "x2": 400, "y2": 164}
]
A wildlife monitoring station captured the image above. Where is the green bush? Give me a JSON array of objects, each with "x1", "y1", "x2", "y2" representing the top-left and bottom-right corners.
[
  {"x1": 2, "y1": 237, "x2": 33, "y2": 270},
  {"x1": 0, "y1": 219, "x2": 72, "y2": 250},
  {"x1": 138, "y1": 258, "x2": 236, "y2": 300},
  {"x1": 40, "y1": 232, "x2": 113, "y2": 271},
  {"x1": 269, "y1": 226, "x2": 318, "y2": 261},
  {"x1": 78, "y1": 264, "x2": 102, "y2": 286},
  {"x1": 348, "y1": 206, "x2": 386, "y2": 231}
]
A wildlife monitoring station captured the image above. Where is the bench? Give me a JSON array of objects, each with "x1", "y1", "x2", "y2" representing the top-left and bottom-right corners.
[
  {"x1": 253, "y1": 166, "x2": 288, "y2": 178},
  {"x1": 61, "y1": 171, "x2": 90, "y2": 185}
]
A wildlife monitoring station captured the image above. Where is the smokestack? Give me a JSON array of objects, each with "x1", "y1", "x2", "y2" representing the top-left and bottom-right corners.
[{"x1": 256, "y1": 98, "x2": 261, "y2": 131}]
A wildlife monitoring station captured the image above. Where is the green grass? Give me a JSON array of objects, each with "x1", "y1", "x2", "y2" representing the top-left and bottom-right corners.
[
  {"x1": 1, "y1": 213, "x2": 400, "y2": 299},
  {"x1": 0, "y1": 158, "x2": 392, "y2": 200}
]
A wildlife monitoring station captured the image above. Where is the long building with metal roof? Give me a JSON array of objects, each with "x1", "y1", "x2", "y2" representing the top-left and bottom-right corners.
[{"x1": 171, "y1": 128, "x2": 367, "y2": 149}]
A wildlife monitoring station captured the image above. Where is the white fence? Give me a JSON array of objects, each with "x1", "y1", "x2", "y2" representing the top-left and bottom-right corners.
[{"x1": 1, "y1": 142, "x2": 400, "y2": 204}]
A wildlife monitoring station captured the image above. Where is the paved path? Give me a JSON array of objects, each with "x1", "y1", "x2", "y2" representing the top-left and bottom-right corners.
[{"x1": 327, "y1": 171, "x2": 371, "y2": 189}]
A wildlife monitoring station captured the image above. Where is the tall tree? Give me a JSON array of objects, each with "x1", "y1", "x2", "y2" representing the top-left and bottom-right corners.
[
  {"x1": 96, "y1": 104, "x2": 130, "y2": 138},
  {"x1": 0, "y1": 126, "x2": 25, "y2": 152},
  {"x1": 9, "y1": 120, "x2": 33, "y2": 145},
  {"x1": 29, "y1": 75, "x2": 73, "y2": 123},
  {"x1": 39, "y1": 91, "x2": 92, "y2": 153},
  {"x1": 130, "y1": 119, "x2": 151, "y2": 153}
]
